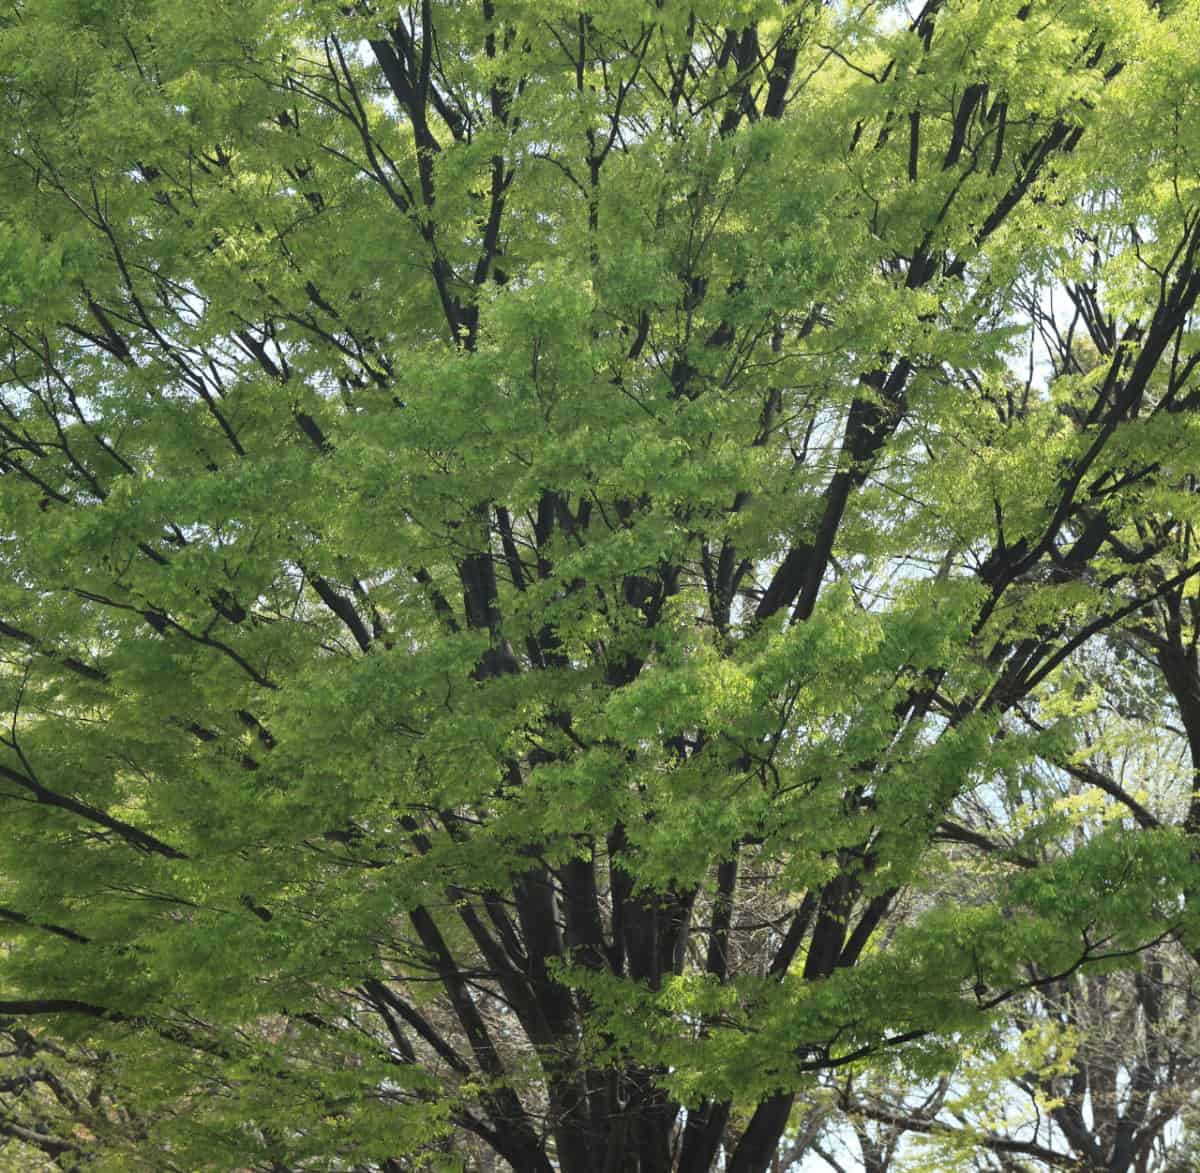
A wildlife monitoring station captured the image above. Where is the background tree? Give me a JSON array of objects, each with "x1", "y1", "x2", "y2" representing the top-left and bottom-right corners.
[
  {"x1": 796, "y1": 946, "x2": 1200, "y2": 1173},
  {"x1": 1, "y1": 0, "x2": 1199, "y2": 1170},
  {"x1": 774, "y1": 662, "x2": 1200, "y2": 1173}
]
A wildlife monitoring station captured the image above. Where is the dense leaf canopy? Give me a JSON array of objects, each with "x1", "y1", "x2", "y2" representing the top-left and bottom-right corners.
[{"x1": 1, "y1": 0, "x2": 1200, "y2": 1169}]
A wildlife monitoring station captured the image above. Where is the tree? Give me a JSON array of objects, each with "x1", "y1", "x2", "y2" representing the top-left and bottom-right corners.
[
  {"x1": 772, "y1": 670, "x2": 1200, "y2": 1173},
  {"x1": 0, "y1": 0, "x2": 1199, "y2": 1168},
  {"x1": 906, "y1": 943, "x2": 1200, "y2": 1173},
  {"x1": 803, "y1": 700, "x2": 1200, "y2": 1173},
  {"x1": 794, "y1": 939, "x2": 1200, "y2": 1173},
  {"x1": 0, "y1": 1012, "x2": 136, "y2": 1171}
]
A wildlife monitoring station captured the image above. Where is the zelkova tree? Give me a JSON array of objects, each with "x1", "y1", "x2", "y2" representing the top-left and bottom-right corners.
[{"x1": 1, "y1": 0, "x2": 1200, "y2": 1169}]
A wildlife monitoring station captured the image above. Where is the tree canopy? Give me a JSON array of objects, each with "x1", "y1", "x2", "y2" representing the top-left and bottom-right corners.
[{"x1": 1, "y1": 0, "x2": 1200, "y2": 1169}]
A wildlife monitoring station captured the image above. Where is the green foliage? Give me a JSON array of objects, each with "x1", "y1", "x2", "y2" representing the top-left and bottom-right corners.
[{"x1": 0, "y1": 0, "x2": 1198, "y2": 1169}]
